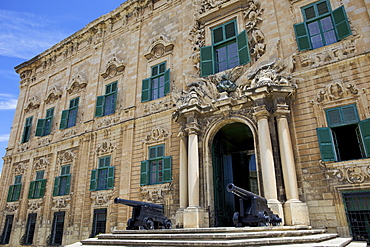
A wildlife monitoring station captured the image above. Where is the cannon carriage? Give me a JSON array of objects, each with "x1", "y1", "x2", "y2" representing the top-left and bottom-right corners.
[
  {"x1": 226, "y1": 183, "x2": 282, "y2": 227},
  {"x1": 114, "y1": 197, "x2": 172, "y2": 230}
]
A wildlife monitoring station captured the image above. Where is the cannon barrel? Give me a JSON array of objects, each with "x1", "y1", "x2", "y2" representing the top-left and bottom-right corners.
[
  {"x1": 114, "y1": 197, "x2": 164, "y2": 210},
  {"x1": 227, "y1": 183, "x2": 266, "y2": 202}
]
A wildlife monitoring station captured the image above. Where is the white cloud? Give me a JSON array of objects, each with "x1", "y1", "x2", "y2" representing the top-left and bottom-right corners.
[
  {"x1": 0, "y1": 134, "x2": 10, "y2": 142},
  {"x1": 0, "y1": 10, "x2": 71, "y2": 59},
  {"x1": 0, "y1": 94, "x2": 18, "y2": 110}
]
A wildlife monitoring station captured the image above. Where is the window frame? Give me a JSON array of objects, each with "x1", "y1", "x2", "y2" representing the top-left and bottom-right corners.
[
  {"x1": 90, "y1": 156, "x2": 115, "y2": 191},
  {"x1": 28, "y1": 171, "x2": 47, "y2": 199},
  {"x1": 140, "y1": 145, "x2": 172, "y2": 185},
  {"x1": 316, "y1": 104, "x2": 370, "y2": 162},
  {"x1": 60, "y1": 97, "x2": 79, "y2": 129},
  {"x1": 7, "y1": 175, "x2": 22, "y2": 202},
  {"x1": 95, "y1": 81, "x2": 118, "y2": 117},
  {"x1": 91, "y1": 209, "x2": 107, "y2": 237},
  {"x1": 200, "y1": 19, "x2": 250, "y2": 77},
  {"x1": 0, "y1": 215, "x2": 14, "y2": 244},
  {"x1": 53, "y1": 165, "x2": 71, "y2": 197},
  {"x1": 141, "y1": 62, "x2": 170, "y2": 102},
  {"x1": 294, "y1": 0, "x2": 351, "y2": 51},
  {"x1": 35, "y1": 108, "x2": 54, "y2": 137}
]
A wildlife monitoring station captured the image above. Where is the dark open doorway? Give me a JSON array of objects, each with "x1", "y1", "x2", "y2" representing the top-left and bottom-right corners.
[{"x1": 212, "y1": 122, "x2": 257, "y2": 226}]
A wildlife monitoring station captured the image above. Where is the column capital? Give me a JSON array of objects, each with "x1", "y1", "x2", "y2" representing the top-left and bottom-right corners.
[
  {"x1": 253, "y1": 105, "x2": 270, "y2": 120},
  {"x1": 274, "y1": 104, "x2": 290, "y2": 118},
  {"x1": 185, "y1": 123, "x2": 201, "y2": 135}
]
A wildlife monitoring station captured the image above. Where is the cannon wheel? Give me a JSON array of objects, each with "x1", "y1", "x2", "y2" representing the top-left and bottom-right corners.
[
  {"x1": 143, "y1": 218, "x2": 155, "y2": 230},
  {"x1": 232, "y1": 212, "x2": 240, "y2": 226},
  {"x1": 163, "y1": 219, "x2": 172, "y2": 229}
]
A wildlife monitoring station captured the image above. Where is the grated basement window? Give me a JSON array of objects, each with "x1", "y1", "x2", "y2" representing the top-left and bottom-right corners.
[{"x1": 342, "y1": 190, "x2": 370, "y2": 244}]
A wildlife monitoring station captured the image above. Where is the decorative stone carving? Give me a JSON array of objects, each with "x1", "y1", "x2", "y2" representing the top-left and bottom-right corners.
[
  {"x1": 244, "y1": 0, "x2": 266, "y2": 60},
  {"x1": 13, "y1": 162, "x2": 28, "y2": 175},
  {"x1": 5, "y1": 202, "x2": 19, "y2": 213},
  {"x1": 141, "y1": 183, "x2": 173, "y2": 204},
  {"x1": 96, "y1": 141, "x2": 116, "y2": 156},
  {"x1": 188, "y1": 21, "x2": 205, "y2": 73},
  {"x1": 61, "y1": 127, "x2": 79, "y2": 140},
  {"x1": 143, "y1": 97, "x2": 172, "y2": 114},
  {"x1": 192, "y1": 0, "x2": 229, "y2": 15},
  {"x1": 52, "y1": 195, "x2": 72, "y2": 209},
  {"x1": 67, "y1": 74, "x2": 87, "y2": 94},
  {"x1": 312, "y1": 80, "x2": 360, "y2": 104},
  {"x1": 246, "y1": 65, "x2": 296, "y2": 90},
  {"x1": 144, "y1": 128, "x2": 169, "y2": 144},
  {"x1": 18, "y1": 143, "x2": 30, "y2": 152},
  {"x1": 37, "y1": 136, "x2": 53, "y2": 146},
  {"x1": 44, "y1": 86, "x2": 62, "y2": 104},
  {"x1": 28, "y1": 198, "x2": 44, "y2": 212},
  {"x1": 144, "y1": 35, "x2": 174, "y2": 61},
  {"x1": 34, "y1": 157, "x2": 50, "y2": 170},
  {"x1": 91, "y1": 191, "x2": 115, "y2": 206},
  {"x1": 299, "y1": 39, "x2": 357, "y2": 68},
  {"x1": 24, "y1": 96, "x2": 40, "y2": 113},
  {"x1": 101, "y1": 55, "x2": 125, "y2": 79},
  {"x1": 58, "y1": 150, "x2": 76, "y2": 164},
  {"x1": 321, "y1": 161, "x2": 370, "y2": 184},
  {"x1": 96, "y1": 115, "x2": 120, "y2": 128}
]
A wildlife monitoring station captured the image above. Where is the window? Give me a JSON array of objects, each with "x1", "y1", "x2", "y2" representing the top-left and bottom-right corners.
[
  {"x1": 60, "y1": 97, "x2": 79, "y2": 129},
  {"x1": 95, "y1": 82, "x2": 117, "y2": 117},
  {"x1": 1, "y1": 215, "x2": 14, "y2": 244},
  {"x1": 23, "y1": 214, "x2": 37, "y2": 245},
  {"x1": 35, "y1": 108, "x2": 54, "y2": 136},
  {"x1": 91, "y1": 209, "x2": 107, "y2": 237},
  {"x1": 53, "y1": 165, "x2": 71, "y2": 196},
  {"x1": 28, "y1": 171, "x2": 47, "y2": 199},
  {"x1": 140, "y1": 145, "x2": 172, "y2": 185},
  {"x1": 141, "y1": 62, "x2": 170, "y2": 102},
  {"x1": 7, "y1": 175, "x2": 22, "y2": 202},
  {"x1": 22, "y1": 117, "x2": 33, "y2": 143},
  {"x1": 316, "y1": 104, "x2": 370, "y2": 162},
  {"x1": 294, "y1": 0, "x2": 351, "y2": 51},
  {"x1": 48, "y1": 212, "x2": 65, "y2": 245},
  {"x1": 200, "y1": 19, "x2": 250, "y2": 77},
  {"x1": 90, "y1": 156, "x2": 114, "y2": 191},
  {"x1": 342, "y1": 190, "x2": 370, "y2": 244}
]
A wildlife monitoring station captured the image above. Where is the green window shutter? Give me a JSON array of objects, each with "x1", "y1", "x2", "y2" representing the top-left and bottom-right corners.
[
  {"x1": 95, "y1": 96, "x2": 105, "y2": 117},
  {"x1": 14, "y1": 184, "x2": 21, "y2": 201},
  {"x1": 342, "y1": 104, "x2": 358, "y2": 124},
  {"x1": 359, "y1": 118, "x2": 370, "y2": 157},
  {"x1": 35, "y1": 119, "x2": 46, "y2": 136},
  {"x1": 141, "y1": 78, "x2": 151, "y2": 102},
  {"x1": 316, "y1": 127, "x2": 337, "y2": 161},
  {"x1": 107, "y1": 166, "x2": 115, "y2": 189},
  {"x1": 163, "y1": 156, "x2": 172, "y2": 183},
  {"x1": 28, "y1": 181, "x2": 36, "y2": 199},
  {"x1": 332, "y1": 6, "x2": 351, "y2": 40},
  {"x1": 164, "y1": 69, "x2": 171, "y2": 96},
  {"x1": 7, "y1": 185, "x2": 14, "y2": 202},
  {"x1": 112, "y1": 91, "x2": 117, "y2": 114},
  {"x1": 237, "y1": 30, "x2": 250, "y2": 66},
  {"x1": 326, "y1": 108, "x2": 342, "y2": 127},
  {"x1": 140, "y1": 161, "x2": 149, "y2": 185},
  {"x1": 200, "y1": 45, "x2": 215, "y2": 77},
  {"x1": 65, "y1": 175, "x2": 71, "y2": 194},
  {"x1": 39, "y1": 179, "x2": 47, "y2": 197},
  {"x1": 59, "y1": 110, "x2": 69, "y2": 129},
  {"x1": 90, "y1": 169, "x2": 98, "y2": 191},
  {"x1": 53, "y1": 177, "x2": 60, "y2": 196},
  {"x1": 294, "y1": 22, "x2": 311, "y2": 51}
]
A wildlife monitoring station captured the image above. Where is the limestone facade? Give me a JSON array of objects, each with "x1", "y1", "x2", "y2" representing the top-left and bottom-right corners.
[{"x1": 0, "y1": 0, "x2": 370, "y2": 245}]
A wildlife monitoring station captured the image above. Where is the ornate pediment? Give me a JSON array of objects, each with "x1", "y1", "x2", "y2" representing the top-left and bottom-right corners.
[
  {"x1": 67, "y1": 74, "x2": 87, "y2": 94},
  {"x1": 96, "y1": 141, "x2": 116, "y2": 156},
  {"x1": 140, "y1": 183, "x2": 172, "y2": 204},
  {"x1": 52, "y1": 195, "x2": 72, "y2": 209},
  {"x1": 13, "y1": 162, "x2": 28, "y2": 175},
  {"x1": 143, "y1": 127, "x2": 169, "y2": 144},
  {"x1": 34, "y1": 157, "x2": 50, "y2": 170},
  {"x1": 24, "y1": 96, "x2": 40, "y2": 113},
  {"x1": 144, "y1": 35, "x2": 174, "y2": 61},
  {"x1": 312, "y1": 80, "x2": 360, "y2": 104},
  {"x1": 44, "y1": 86, "x2": 62, "y2": 104},
  {"x1": 91, "y1": 190, "x2": 115, "y2": 207},
  {"x1": 28, "y1": 198, "x2": 44, "y2": 213},
  {"x1": 101, "y1": 55, "x2": 125, "y2": 79},
  {"x1": 58, "y1": 150, "x2": 76, "y2": 164},
  {"x1": 321, "y1": 160, "x2": 370, "y2": 184}
]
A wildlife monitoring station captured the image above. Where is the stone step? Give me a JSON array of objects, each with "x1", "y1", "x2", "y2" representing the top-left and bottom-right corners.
[{"x1": 81, "y1": 233, "x2": 339, "y2": 246}]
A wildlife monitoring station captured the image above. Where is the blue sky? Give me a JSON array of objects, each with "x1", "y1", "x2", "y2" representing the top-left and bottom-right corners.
[{"x1": 0, "y1": 1, "x2": 125, "y2": 172}]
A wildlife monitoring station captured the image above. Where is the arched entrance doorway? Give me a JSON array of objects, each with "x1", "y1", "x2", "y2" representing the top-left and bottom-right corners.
[{"x1": 212, "y1": 122, "x2": 258, "y2": 226}]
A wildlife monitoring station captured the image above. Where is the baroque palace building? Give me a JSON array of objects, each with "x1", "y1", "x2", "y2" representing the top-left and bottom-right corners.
[{"x1": 1, "y1": 0, "x2": 370, "y2": 245}]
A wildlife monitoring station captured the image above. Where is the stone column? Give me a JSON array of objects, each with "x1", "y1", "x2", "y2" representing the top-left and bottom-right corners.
[
  {"x1": 275, "y1": 105, "x2": 310, "y2": 225},
  {"x1": 183, "y1": 124, "x2": 205, "y2": 228},
  {"x1": 175, "y1": 132, "x2": 188, "y2": 227},
  {"x1": 254, "y1": 106, "x2": 284, "y2": 221}
]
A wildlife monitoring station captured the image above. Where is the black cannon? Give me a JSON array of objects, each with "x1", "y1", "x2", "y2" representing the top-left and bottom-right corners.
[
  {"x1": 114, "y1": 197, "x2": 172, "y2": 230},
  {"x1": 226, "y1": 183, "x2": 282, "y2": 227}
]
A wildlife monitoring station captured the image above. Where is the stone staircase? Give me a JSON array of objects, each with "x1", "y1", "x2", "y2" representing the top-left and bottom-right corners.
[{"x1": 74, "y1": 226, "x2": 368, "y2": 247}]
